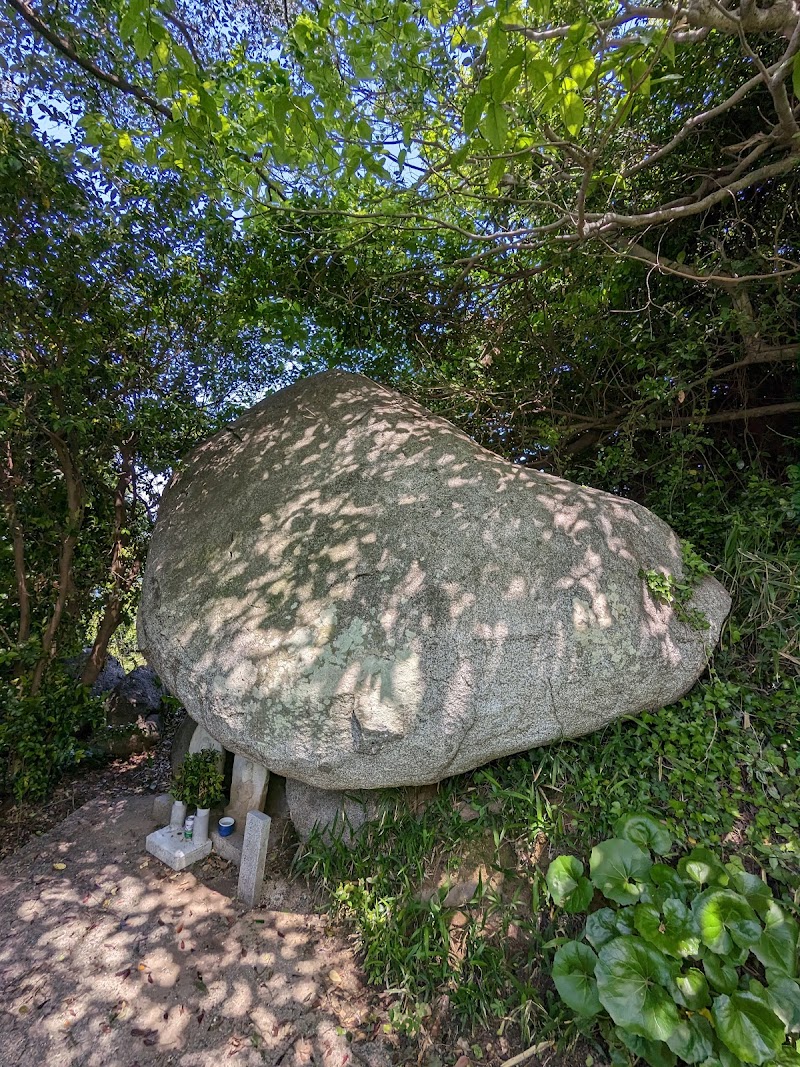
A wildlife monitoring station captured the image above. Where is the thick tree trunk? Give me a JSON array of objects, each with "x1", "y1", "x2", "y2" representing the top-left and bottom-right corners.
[
  {"x1": 81, "y1": 443, "x2": 137, "y2": 688},
  {"x1": 30, "y1": 429, "x2": 85, "y2": 696},
  {"x1": 1, "y1": 441, "x2": 31, "y2": 644}
]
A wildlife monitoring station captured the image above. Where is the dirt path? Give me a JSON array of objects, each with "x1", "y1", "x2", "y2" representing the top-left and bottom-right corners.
[{"x1": 0, "y1": 794, "x2": 397, "y2": 1067}]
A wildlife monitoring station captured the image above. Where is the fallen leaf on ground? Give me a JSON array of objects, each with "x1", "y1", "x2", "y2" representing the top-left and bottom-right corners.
[{"x1": 53, "y1": 863, "x2": 66, "y2": 871}]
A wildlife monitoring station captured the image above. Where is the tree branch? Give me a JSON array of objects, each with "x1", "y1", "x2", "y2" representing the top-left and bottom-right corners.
[{"x1": 5, "y1": 0, "x2": 172, "y2": 120}]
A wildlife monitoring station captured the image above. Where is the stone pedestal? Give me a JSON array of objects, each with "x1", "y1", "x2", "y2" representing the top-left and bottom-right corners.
[
  {"x1": 210, "y1": 825, "x2": 244, "y2": 865},
  {"x1": 146, "y1": 825, "x2": 212, "y2": 871}
]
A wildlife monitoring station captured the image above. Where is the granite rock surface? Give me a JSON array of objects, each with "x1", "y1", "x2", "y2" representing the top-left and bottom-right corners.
[{"x1": 138, "y1": 370, "x2": 731, "y2": 790}]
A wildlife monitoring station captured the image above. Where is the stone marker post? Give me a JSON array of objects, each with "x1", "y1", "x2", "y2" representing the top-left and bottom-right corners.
[{"x1": 237, "y1": 810, "x2": 271, "y2": 910}]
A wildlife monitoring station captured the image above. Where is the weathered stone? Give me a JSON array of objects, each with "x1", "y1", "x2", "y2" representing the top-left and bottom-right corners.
[
  {"x1": 138, "y1": 370, "x2": 731, "y2": 791},
  {"x1": 237, "y1": 811, "x2": 271, "y2": 909},
  {"x1": 102, "y1": 665, "x2": 164, "y2": 756},
  {"x1": 170, "y1": 712, "x2": 198, "y2": 775},
  {"x1": 210, "y1": 825, "x2": 243, "y2": 865},
  {"x1": 152, "y1": 793, "x2": 173, "y2": 825},
  {"x1": 226, "y1": 755, "x2": 269, "y2": 825},
  {"x1": 107, "y1": 665, "x2": 163, "y2": 725},
  {"x1": 188, "y1": 724, "x2": 225, "y2": 773},
  {"x1": 286, "y1": 779, "x2": 378, "y2": 844},
  {"x1": 66, "y1": 650, "x2": 125, "y2": 697}
]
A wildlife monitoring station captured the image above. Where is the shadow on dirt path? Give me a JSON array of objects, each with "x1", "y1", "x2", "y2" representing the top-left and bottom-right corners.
[{"x1": 0, "y1": 794, "x2": 396, "y2": 1067}]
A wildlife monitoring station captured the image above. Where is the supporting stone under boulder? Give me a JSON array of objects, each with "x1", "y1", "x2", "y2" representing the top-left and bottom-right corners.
[{"x1": 139, "y1": 370, "x2": 731, "y2": 793}]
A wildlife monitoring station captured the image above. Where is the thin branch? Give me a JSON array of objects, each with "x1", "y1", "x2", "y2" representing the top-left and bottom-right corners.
[
  {"x1": 5, "y1": 0, "x2": 172, "y2": 119},
  {"x1": 622, "y1": 240, "x2": 800, "y2": 285},
  {"x1": 583, "y1": 156, "x2": 800, "y2": 238}
]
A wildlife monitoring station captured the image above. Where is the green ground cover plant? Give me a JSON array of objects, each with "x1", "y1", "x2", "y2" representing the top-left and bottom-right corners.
[{"x1": 548, "y1": 817, "x2": 800, "y2": 1067}]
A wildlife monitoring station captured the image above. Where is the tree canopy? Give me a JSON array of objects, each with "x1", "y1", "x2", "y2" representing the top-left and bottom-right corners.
[{"x1": 0, "y1": 0, "x2": 797, "y2": 800}]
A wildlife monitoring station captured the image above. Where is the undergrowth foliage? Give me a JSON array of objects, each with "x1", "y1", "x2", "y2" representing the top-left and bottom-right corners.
[
  {"x1": 296, "y1": 461, "x2": 800, "y2": 1051},
  {"x1": 548, "y1": 816, "x2": 799, "y2": 1067}
]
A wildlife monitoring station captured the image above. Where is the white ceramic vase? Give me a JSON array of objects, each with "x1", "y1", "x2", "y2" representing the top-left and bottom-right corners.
[
  {"x1": 170, "y1": 800, "x2": 187, "y2": 828},
  {"x1": 194, "y1": 807, "x2": 211, "y2": 845}
]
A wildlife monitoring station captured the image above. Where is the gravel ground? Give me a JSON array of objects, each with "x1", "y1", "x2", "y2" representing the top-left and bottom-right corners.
[{"x1": 0, "y1": 792, "x2": 398, "y2": 1067}]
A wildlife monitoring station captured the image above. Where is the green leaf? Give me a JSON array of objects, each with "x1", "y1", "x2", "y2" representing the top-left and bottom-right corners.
[
  {"x1": 616, "y1": 1028, "x2": 677, "y2": 1067},
  {"x1": 133, "y1": 23, "x2": 152, "y2": 62},
  {"x1": 712, "y1": 992, "x2": 785, "y2": 1064},
  {"x1": 752, "y1": 901, "x2": 798, "y2": 978},
  {"x1": 774, "y1": 1046, "x2": 800, "y2": 1067},
  {"x1": 596, "y1": 936, "x2": 679, "y2": 1042},
  {"x1": 693, "y1": 890, "x2": 761, "y2": 955},
  {"x1": 674, "y1": 968, "x2": 711, "y2": 1010},
  {"x1": 725, "y1": 863, "x2": 773, "y2": 916},
  {"x1": 651, "y1": 864, "x2": 688, "y2": 902},
  {"x1": 479, "y1": 100, "x2": 507, "y2": 151},
  {"x1": 703, "y1": 953, "x2": 739, "y2": 995},
  {"x1": 793, "y1": 52, "x2": 800, "y2": 102},
  {"x1": 679, "y1": 848, "x2": 730, "y2": 888},
  {"x1": 547, "y1": 855, "x2": 594, "y2": 914},
  {"x1": 119, "y1": 0, "x2": 148, "y2": 42},
  {"x1": 561, "y1": 91, "x2": 584, "y2": 137},
  {"x1": 551, "y1": 941, "x2": 601, "y2": 1017},
  {"x1": 463, "y1": 94, "x2": 485, "y2": 136},
  {"x1": 635, "y1": 898, "x2": 701, "y2": 958},
  {"x1": 585, "y1": 908, "x2": 619, "y2": 949},
  {"x1": 765, "y1": 976, "x2": 800, "y2": 1033},
  {"x1": 492, "y1": 56, "x2": 523, "y2": 103},
  {"x1": 698, "y1": 1048, "x2": 746, "y2": 1067},
  {"x1": 590, "y1": 838, "x2": 652, "y2": 905},
  {"x1": 616, "y1": 815, "x2": 673, "y2": 857},
  {"x1": 666, "y1": 1014, "x2": 714, "y2": 1063}
]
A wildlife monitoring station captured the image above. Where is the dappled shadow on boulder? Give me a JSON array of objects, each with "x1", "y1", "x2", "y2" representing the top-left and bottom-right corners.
[{"x1": 138, "y1": 370, "x2": 730, "y2": 792}]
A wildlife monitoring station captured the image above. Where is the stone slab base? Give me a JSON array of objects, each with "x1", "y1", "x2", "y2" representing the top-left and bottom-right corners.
[
  {"x1": 210, "y1": 827, "x2": 244, "y2": 866},
  {"x1": 146, "y1": 825, "x2": 212, "y2": 871}
]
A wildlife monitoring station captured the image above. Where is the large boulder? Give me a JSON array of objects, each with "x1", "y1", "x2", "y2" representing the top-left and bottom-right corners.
[{"x1": 138, "y1": 370, "x2": 730, "y2": 791}]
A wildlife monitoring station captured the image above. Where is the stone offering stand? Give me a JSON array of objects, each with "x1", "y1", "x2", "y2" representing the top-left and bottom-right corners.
[{"x1": 146, "y1": 725, "x2": 272, "y2": 909}]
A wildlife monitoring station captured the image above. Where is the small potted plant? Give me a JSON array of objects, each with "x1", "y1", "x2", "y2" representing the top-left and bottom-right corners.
[{"x1": 169, "y1": 749, "x2": 226, "y2": 845}]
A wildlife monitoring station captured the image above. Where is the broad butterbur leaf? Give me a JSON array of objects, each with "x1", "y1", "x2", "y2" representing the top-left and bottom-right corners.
[
  {"x1": 651, "y1": 863, "x2": 689, "y2": 903},
  {"x1": 774, "y1": 1047, "x2": 800, "y2": 1067},
  {"x1": 635, "y1": 898, "x2": 701, "y2": 958},
  {"x1": 693, "y1": 890, "x2": 761, "y2": 955},
  {"x1": 546, "y1": 855, "x2": 593, "y2": 914},
  {"x1": 585, "y1": 907, "x2": 618, "y2": 949},
  {"x1": 703, "y1": 953, "x2": 739, "y2": 994},
  {"x1": 765, "y1": 976, "x2": 800, "y2": 1033},
  {"x1": 596, "y1": 935, "x2": 679, "y2": 1042},
  {"x1": 712, "y1": 991, "x2": 785, "y2": 1064},
  {"x1": 725, "y1": 863, "x2": 772, "y2": 917},
  {"x1": 616, "y1": 814, "x2": 673, "y2": 856},
  {"x1": 679, "y1": 848, "x2": 729, "y2": 888},
  {"x1": 674, "y1": 967, "x2": 711, "y2": 1010},
  {"x1": 617, "y1": 1027, "x2": 677, "y2": 1067},
  {"x1": 752, "y1": 901, "x2": 798, "y2": 978},
  {"x1": 590, "y1": 838, "x2": 652, "y2": 905},
  {"x1": 551, "y1": 941, "x2": 601, "y2": 1017},
  {"x1": 666, "y1": 1014, "x2": 714, "y2": 1063}
]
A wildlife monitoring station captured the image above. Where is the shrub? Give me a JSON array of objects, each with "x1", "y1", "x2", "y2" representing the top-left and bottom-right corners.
[
  {"x1": 0, "y1": 663, "x2": 104, "y2": 801},
  {"x1": 170, "y1": 748, "x2": 225, "y2": 809}
]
